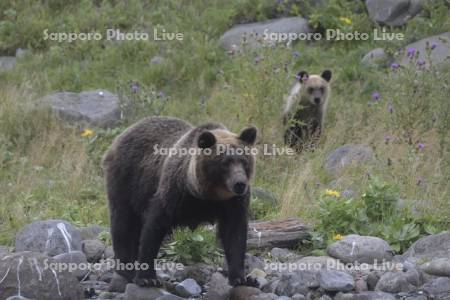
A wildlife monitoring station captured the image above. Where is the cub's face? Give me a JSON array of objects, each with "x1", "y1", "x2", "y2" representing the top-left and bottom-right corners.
[
  {"x1": 298, "y1": 70, "x2": 332, "y2": 106},
  {"x1": 196, "y1": 127, "x2": 257, "y2": 200}
]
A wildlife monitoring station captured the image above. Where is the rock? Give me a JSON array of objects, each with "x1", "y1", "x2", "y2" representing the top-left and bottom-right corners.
[
  {"x1": 335, "y1": 291, "x2": 396, "y2": 300},
  {"x1": 104, "y1": 246, "x2": 115, "y2": 259},
  {"x1": 40, "y1": 90, "x2": 121, "y2": 128},
  {"x1": 274, "y1": 269, "x2": 319, "y2": 296},
  {"x1": 292, "y1": 294, "x2": 306, "y2": 300},
  {"x1": 79, "y1": 225, "x2": 109, "y2": 240},
  {"x1": 270, "y1": 248, "x2": 296, "y2": 263},
  {"x1": 230, "y1": 286, "x2": 262, "y2": 300},
  {"x1": 327, "y1": 235, "x2": 393, "y2": 264},
  {"x1": 173, "y1": 262, "x2": 214, "y2": 285},
  {"x1": 15, "y1": 48, "x2": 29, "y2": 59},
  {"x1": 252, "y1": 187, "x2": 278, "y2": 205},
  {"x1": 399, "y1": 32, "x2": 450, "y2": 69},
  {"x1": 325, "y1": 145, "x2": 375, "y2": 177},
  {"x1": 275, "y1": 297, "x2": 292, "y2": 300},
  {"x1": 354, "y1": 278, "x2": 368, "y2": 292},
  {"x1": 155, "y1": 295, "x2": 184, "y2": 300},
  {"x1": 249, "y1": 293, "x2": 278, "y2": 300},
  {"x1": 375, "y1": 271, "x2": 417, "y2": 293},
  {"x1": 400, "y1": 231, "x2": 450, "y2": 263},
  {"x1": 208, "y1": 272, "x2": 231, "y2": 300},
  {"x1": 421, "y1": 258, "x2": 450, "y2": 277},
  {"x1": 245, "y1": 254, "x2": 266, "y2": 274},
  {"x1": 365, "y1": 0, "x2": 423, "y2": 27},
  {"x1": 361, "y1": 48, "x2": 391, "y2": 67},
  {"x1": 420, "y1": 277, "x2": 450, "y2": 298},
  {"x1": 15, "y1": 220, "x2": 83, "y2": 256},
  {"x1": 82, "y1": 239, "x2": 106, "y2": 262},
  {"x1": 174, "y1": 278, "x2": 201, "y2": 297},
  {"x1": 319, "y1": 270, "x2": 355, "y2": 292},
  {"x1": 248, "y1": 218, "x2": 311, "y2": 249},
  {"x1": 0, "y1": 56, "x2": 16, "y2": 72},
  {"x1": 150, "y1": 56, "x2": 165, "y2": 65},
  {"x1": 319, "y1": 296, "x2": 332, "y2": 300},
  {"x1": 81, "y1": 280, "x2": 110, "y2": 294},
  {"x1": 0, "y1": 251, "x2": 84, "y2": 299},
  {"x1": 53, "y1": 251, "x2": 89, "y2": 280},
  {"x1": 109, "y1": 272, "x2": 129, "y2": 293},
  {"x1": 124, "y1": 284, "x2": 166, "y2": 300},
  {"x1": 0, "y1": 245, "x2": 10, "y2": 257},
  {"x1": 219, "y1": 17, "x2": 311, "y2": 50}
]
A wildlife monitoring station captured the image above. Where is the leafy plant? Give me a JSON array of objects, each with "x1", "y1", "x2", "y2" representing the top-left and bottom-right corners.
[{"x1": 162, "y1": 227, "x2": 223, "y2": 265}]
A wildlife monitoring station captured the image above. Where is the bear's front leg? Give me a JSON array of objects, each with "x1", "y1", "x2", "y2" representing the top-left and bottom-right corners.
[
  {"x1": 218, "y1": 201, "x2": 256, "y2": 287},
  {"x1": 133, "y1": 209, "x2": 169, "y2": 288}
]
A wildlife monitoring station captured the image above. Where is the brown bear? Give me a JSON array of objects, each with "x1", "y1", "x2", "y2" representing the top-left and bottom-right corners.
[
  {"x1": 102, "y1": 116, "x2": 258, "y2": 291},
  {"x1": 283, "y1": 70, "x2": 332, "y2": 151}
]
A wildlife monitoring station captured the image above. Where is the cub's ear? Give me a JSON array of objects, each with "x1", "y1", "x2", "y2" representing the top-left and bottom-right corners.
[
  {"x1": 198, "y1": 131, "x2": 216, "y2": 149},
  {"x1": 297, "y1": 71, "x2": 309, "y2": 83},
  {"x1": 239, "y1": 126, "x2": 258, "y2": 145},
  {"x1": 321, "y1": 70, "x2": 332, "y2": 82}
]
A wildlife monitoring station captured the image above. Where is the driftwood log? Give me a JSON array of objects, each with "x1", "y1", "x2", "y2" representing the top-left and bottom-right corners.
[{"x1": 247, "y1": 217, "x2": 312, "y2": 249}]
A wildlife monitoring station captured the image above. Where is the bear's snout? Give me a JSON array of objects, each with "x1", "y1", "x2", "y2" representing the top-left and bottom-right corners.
[{"x1": 232, "y1": 182, "x2": 247, "y2": 195}]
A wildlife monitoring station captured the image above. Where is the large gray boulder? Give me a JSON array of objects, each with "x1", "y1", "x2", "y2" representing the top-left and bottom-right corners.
[
  {"x1": 421, "y1": 258, "x2": 450, "y2": 277},
  {"x1": 420, "y1": 277, "x2": 450, "y2": 299},
  {"x1": 40, "y1": 90, "x2": 121, "y2": 128},
  {"x1": 327, "y1": 235, "x2": 393, "y2": 264},
  {"x1": 324, "y1": 145, "x2": 375, "y2": 177},
  {"x1": 361, "y1": 48, "x2": 392, "y2": 67},
  {"x1": 319, "y1": 270, "x2": 355, "y2": 292},
  {"x1": 53, "y1": 251, "x2": 89, "y2": 280},
  {"x1": 375, "y1": 271, "x2": 418, "y2": 293},
  {"x1": 399, "y1": 32, "x2": 450, "y2": 68},
  {"x1": 208, "y1": 272, "x2": 231, "y2": 300},
  {"x1": 0, "y1": 251, "x2": 83, "y2": 300},
  {"x1": 365, "y1": 0, "x2": 423, "y2": 27},
  {"x1": 219, "y1": 17, "x2": 311, "y2": 50},
  {"x1": 0, "y1": 56, "x2": 16, "y2": 72},
  {"x1": 400, "y1": 231, "x2": 450, "y2": 263},
  {"x1": 15, "y1": 220, "x2": 82, "y2": 256}
]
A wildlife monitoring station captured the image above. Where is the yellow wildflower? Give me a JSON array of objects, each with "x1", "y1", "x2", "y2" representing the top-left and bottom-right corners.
[
  {"x1": 325, "y1": 189, "x2": 341, "y2": 197},
  {"x1": 81, "y1": 129, "x2": 94, "y2": 137},
  {"x1": 339, "y1": 17, "x2": 352, "y2": 25},
  {"x1": 333, "y1": 234, "x2": 343, "y2": 241}
]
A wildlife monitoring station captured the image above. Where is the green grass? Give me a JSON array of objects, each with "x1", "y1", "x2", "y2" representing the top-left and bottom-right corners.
[{"x1": 0, "y1": 0, "x2": 449, "y2": 248}]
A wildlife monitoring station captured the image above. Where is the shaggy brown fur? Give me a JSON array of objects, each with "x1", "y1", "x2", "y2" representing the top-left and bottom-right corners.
[{"x1": 103, "y1": 116, "x2": 258, "y2": 291}]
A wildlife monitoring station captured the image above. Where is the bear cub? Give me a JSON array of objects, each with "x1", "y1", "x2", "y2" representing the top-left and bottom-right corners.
[
  {"x1": 283, "y1": 70, "x2": 332, "y2": 151},
  {"x1": 103, "y1": 116, "x2": 258, "y2": 291}
]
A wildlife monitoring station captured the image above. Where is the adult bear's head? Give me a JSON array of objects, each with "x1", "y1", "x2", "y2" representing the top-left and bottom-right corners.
[{"x1": 189, "y1": 126, "x2": 258, "y2": 200}]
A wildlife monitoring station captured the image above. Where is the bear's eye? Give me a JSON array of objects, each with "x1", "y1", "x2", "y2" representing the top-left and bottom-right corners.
[
  {"x1": 307, "y1": 87, "x2": 314, "y2": 94},
  {"x1": 320, "y1": 87, "x2": 325, "y2": 93}
]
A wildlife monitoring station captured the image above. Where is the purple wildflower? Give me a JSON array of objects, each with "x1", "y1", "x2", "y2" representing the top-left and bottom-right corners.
[
  {"x1": 391, "y1": 63, "x2": 400, "y2": 71},
  {"x1": 384, "y1": 134, "x2": 392, "y2": 143},
  {"x1": 158, "y1": 91, "x2": 166, "y2": 98},
  {"x1": 372, "y1": 91, "x2": 381, "y2": 101},
  {"x1": 254, "y1": 56, "x2": 263, "y2": 64},
  {"x1": 416, "y1": 177, "x2": 423, "y2": 186},
  {"x1": 417, "y1": 143, "x2": 425, "y2": 150},
  {"x1": 292, "y1": 51, "x2": 300, "y2": 58},
  {"x1": 407, "y1": 47, "x2": 416, "y2": 58},
  {"x1": 130, "y1": 82, "x2": 140, "y2": 93},
  {"x1": 431, "y1": 43, "x2": 437, "y2": 50},
  {"x1": 417, "y1": 59, "x2": 426, "y2": 67}
]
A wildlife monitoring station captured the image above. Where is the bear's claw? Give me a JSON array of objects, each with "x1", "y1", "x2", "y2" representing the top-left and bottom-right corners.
[{"x1": 133, "y1": 277, "x2": 162, "y2": 288}]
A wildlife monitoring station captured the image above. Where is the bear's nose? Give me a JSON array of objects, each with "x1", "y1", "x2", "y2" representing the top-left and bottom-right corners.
[
  {"x1": 233, "y1": 182, "x2": 247, "y2": 195},
  {"x1": 314, "y1": 97, "x2": 321, "y2": 104}
]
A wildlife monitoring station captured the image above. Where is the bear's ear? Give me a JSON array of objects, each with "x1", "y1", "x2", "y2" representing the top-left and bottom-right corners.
[
  {"x1": 321, "y1": 70, "x2": 332, "y2": 82},
  {"x1": 297, "y1": 71, "x2": 309, "y2": 83},
  {"x1": 198, "y1": 131, "x2": 216, "y2": 149},
  {"x1": 239, "y1": 126, "x2": 257, "y2": 145}
]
